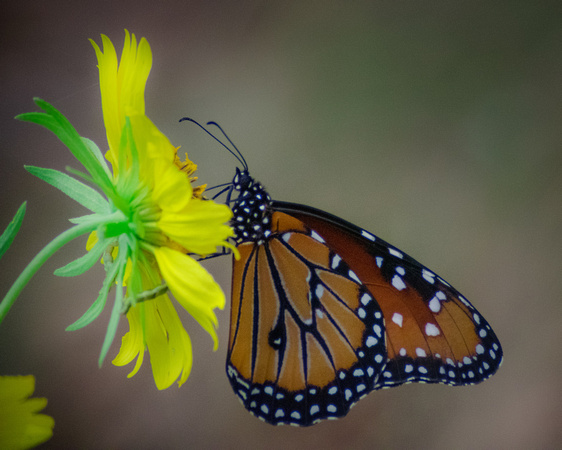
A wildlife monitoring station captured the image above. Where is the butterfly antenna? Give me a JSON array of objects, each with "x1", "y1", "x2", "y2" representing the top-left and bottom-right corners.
[
  {"x1": 179, "y1": 117, "x2": 247, "y2": 170},
  {"x1": 207, "y1": 121, "x2": 248, "y2": 171},
  {"x1": 205, "y1": 181, "x2": 233, "y2": 192},
  {"x1": 204, "y1": 181, "x2": 236, "y2": 200}
]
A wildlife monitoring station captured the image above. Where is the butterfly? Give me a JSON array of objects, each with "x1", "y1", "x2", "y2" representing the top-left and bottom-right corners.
[{"x1": 181, "y1": 118, "x2": 503, "y2": 427}]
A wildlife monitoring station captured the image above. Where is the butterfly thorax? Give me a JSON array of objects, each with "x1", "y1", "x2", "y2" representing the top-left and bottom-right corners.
[{"x1": 231, "y1": 169, "x2": 272, "y2": 245}]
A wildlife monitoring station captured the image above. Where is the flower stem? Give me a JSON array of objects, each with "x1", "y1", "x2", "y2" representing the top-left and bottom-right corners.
[{"x1": 0, "y1": 211, "x2": 124, "y2": 325}]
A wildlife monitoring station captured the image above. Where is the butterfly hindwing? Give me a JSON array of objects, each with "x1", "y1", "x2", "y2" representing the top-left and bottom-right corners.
[
  {"x1": 272, "y1": 201, "x2": 503, "y2": 389},
  {"x1": 227, "y1": 211, "x2": 387, "y2": 426}
]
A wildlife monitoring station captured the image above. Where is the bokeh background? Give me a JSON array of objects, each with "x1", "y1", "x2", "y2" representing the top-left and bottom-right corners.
[{"x1": 1, "y1": 1, "x2": 561, "y2": 449}]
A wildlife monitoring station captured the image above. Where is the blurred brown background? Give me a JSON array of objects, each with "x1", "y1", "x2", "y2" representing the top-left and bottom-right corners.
[{"x1": 1, "y1": 1, "x2": 561, "y2": 449}]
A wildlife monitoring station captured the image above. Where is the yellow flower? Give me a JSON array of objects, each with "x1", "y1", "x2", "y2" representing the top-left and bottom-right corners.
[
  {"x1": 12, "y1": 30, "x2": 233, "y2": 391},
  {"x1": 88, "y1": 31, "x2": 234, "y2": 388},
  {"x1": 0, "y1": 375, "x2": 54, "y2": 449}
]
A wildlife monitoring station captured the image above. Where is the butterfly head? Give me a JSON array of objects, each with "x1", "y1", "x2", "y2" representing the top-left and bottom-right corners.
[
  {"x1": 230, "y1": 168, "x2": 272, "y2": 245},
  {"x1": 232, "y1": 167, "x2": 254, "y2": 193}
]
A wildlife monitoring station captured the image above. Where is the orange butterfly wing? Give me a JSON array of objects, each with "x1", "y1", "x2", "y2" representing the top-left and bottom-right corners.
[
  {"x1": 275, "y1": 201, "x2": 503, "y2": 389},
  {"x1": 228, "y1": 211, "x2": 387, "y2": 426}
]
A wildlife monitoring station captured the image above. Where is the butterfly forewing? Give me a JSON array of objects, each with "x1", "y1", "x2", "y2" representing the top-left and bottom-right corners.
[
  {"x1": 273, "y1": 201, "x2": 503, "y2": 388},
  {"x1": 228, "y1": 211, "x2": 387, "y2": 426}
]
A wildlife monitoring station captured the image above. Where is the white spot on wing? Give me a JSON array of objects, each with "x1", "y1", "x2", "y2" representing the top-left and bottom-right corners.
[
  {"x1": 361, "y1": 293, "x2": 372, "y2": 305},
  {"x1": 348, "y1": 270, "x2": 361, "y2": 283},
  {"x1": 425, "y1": 323, "x2": 440, "y2": 336},
  {"x1": 428, "y1": 296, "x2": 441, "y2": 313},
  {"x1": 422, "y1": 269, "x2": 435, "y2": 283},
  {"x1": 331, "y1": 254, "x2": 341, "y2": 269},
  {"x1": 361, "y1": 230, "x2": 376, "y2": 241},
  {"x1": 389, "y1": 248, "x2": 404, "y2": 258},
  {"x1": 310, "y1": 231, "x2": 325, "y2": 243},
  {"x1": 392, "y1": 275, "x2": 406, "y2": 291},
  {"x1": 392, "y1": 312, "x2": 403, "y2": 327}
]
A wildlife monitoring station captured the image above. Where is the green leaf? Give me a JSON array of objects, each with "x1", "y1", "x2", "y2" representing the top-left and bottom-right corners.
[
  {"x1": 17, "y1": 98, "x2": 115, "y2": 197},
  {"x1": 65, "y1": 260, "x2": 119, "y2": 331},
  {"x1": 54, "y1": 239, "x2": 106, "y2": 277},
  {"x1": 0, "y1": 202, "x2": 26, "y2": 260},
  {"x1": 25, "y1": 166, "x2": 108, "y2": 213}
]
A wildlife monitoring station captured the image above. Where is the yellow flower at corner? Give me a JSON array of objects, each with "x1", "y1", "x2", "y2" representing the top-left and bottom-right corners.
[
  {"x1": 90, "y1": 31, "x2": 234, "y2": 389},
  {"x1": 0, "y1": 375, "x2": 54, "y2": 449}
]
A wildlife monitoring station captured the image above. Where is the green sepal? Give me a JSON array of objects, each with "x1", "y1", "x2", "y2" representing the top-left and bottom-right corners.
[
  {"x1": 25, "y1": 166, "x2": 109, "y2": 214},
  {"x1": 68, "y1": 213, "x2": 101, "y2": 224},
  {"x1": 64, "y1": 166, "x2": 95, "y2": 186},
  {"x1": 16, "y1": 98, "x2": 115, "y2": 198},
  {"x1": 0, "y1": 202, "x2": 26, "y2": 260},
  {"x1": 99, "y1": 291, "x2": 122, "y2": 367},
  {"x1": 65, "y1": 258, "x2": 119, "y2": 331},
  {"x1": 98, "y1": 243, "x2": 128, "y2": 367},
  {"x1": 82, "y1": 137, "x2": 112, "y2": 178},
  {"x1": 54, "y1": 239, "x2": 106, "y2": 277}
]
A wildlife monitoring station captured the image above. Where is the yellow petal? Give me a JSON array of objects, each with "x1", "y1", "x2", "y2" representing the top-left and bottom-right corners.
[
  {"x1": 154, "y1": 247, "x2": 225, "y2": 350},
  {"x1": 113, "y1": 293, "x2": 193, "y2": 389},
  {"x1": 148, "y1": 147, "x2": 193, "y2": 211},
  {"x1": 117, "y1": 31, "x2": 151, "y2": 119},
  {"x1": 112, "y1": 304, "x2": 145, "y2": 377},
  {"x1": 91, "y1": 31, "x2": 152, "y2": 169},
  {"x1": 129, "y1": 114, "x2": 178, "y2": 168},
  {"x1": 91, "y1": 34, "x2": 120, "y2": 162},
  {"x1": 143, "y1": 296, "x2": 193, "y2": 389},
  {"x1": 0, "y1": 376, "x2": 54, "y2": 449},
  {"x1": 159, "y1": 199, "x2": 233, "y2": 255}
]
